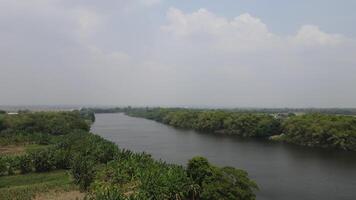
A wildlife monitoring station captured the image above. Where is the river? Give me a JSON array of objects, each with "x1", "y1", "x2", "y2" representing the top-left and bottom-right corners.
[{"x1": 91, "y1": 113, "x2": 356, "y2": 200}]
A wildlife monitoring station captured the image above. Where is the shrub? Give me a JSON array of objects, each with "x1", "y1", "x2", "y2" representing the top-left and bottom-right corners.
[
  {"x1": 53, "y1": 149, "x2": 71, "y2": 169},
  {"x1": 18, "y1": 154, "x2": 32, "y2": 174},
  {"x1": 71, "y1": 154, "x2": 96, "y2": 191},
  {"x1": 187, "y1": 157, "x2": 214, "y2": 186},
  {"x1": 200, "y1": 167, "x2": 258, "y2": 200},
  {"x1": 0, "y1": 157, "x2": 7, "y2": 176},
  {"x1": 30, "y1": 149, "x2": 54, "y2": 172},
  {"x1": 93, "y1": 142, "x2": 119, "y2": 163},
  {"x1": 187, "y1": 157, "x2": 258, "y2": 200},
  {"x1": 4, "y1": 156, "x2": 19, "y2": 175}
]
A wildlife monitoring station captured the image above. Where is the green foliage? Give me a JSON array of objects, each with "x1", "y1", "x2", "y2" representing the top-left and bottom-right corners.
[
  {"x1": 52, "y1": 149, "x2": 71, "y2": 170},
  {"x1": 194, "y1": 111, "x2": 228, "y2": 131},
  {"x1": 0, "y1": 170, "x2": 76, "y2": 200},
  {"x1": 2, "y1": 156, "x2": 19, "y2": 175},
  {"x1": 89, "y1": 151, "x2": 198, "y2": 200},
  {"x1": 128, "y1": 108, "x2": 356, "y2": 151},
  {"x1": 0, "y1": 109, "x2": 258, "y2": 199},
  {"x1": 0, "y1": 157, "x2": 7, "y2": 176},
  {"x1": 0, "y1": 115, "x2": 5, "y2": 132},
  {"x1": 79, "y1": 108, "x2": 96, "y2": 123},
  {"x1": 30, "y1": 149, "x2": 54, "y2": 172},
  {"x1": 127, "y1": 108, "x2": 281, "y2": 138},
  {"x1": 18, "y1": 155, "x2": 32, "y2": 174},
  {"x1": 187, "y1": 157, "x2": 214, "y2": 186},
  {"x1": 223, "y1": 113, "x2": 280, "y2": 137},
  {"x1": 281, "y1": 114, "x2": 356, "y2": 150},
  {"x1": 71, "y1": 154, "x2": 96, "y2": 191},
  {"x1": 187, "y1": 157, "x2": 258, "y2": 200},
  {"x1": 88, "y1": 153, "x2": 257, "y2": 200},
  {"x1": 200, "y1": 167, "x2": 258, "y2": 200},
  {"x1": 163, "y1": 111, "x2": 198, "y2": 129},
  {"x1": 1, "y1": 111, "x2": 89, "y2": 136}
]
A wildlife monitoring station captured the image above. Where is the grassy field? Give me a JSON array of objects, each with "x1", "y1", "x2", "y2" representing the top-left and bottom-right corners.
[{"x1": 0, "y1": 170, "x2": 82, "y2": 200}]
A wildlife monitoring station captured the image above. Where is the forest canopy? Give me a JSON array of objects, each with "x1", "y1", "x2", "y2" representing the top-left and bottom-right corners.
[{"x1": 124, "y1": 108, "x2": 356, "y2": 151}]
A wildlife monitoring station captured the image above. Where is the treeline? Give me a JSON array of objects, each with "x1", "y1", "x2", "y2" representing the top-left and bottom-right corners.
[
  {"x1": 86, "y1": 106, "x2": 356, "y2": 116},
  {"x1": 86, "y1": 107, "x2": 127, "y2": 113},
  {"x1": 228, "y1": 108, "x2": 356, "y2": 115},
  {"x1": 126, "y1": 108, "x2": 356, "y2": 151},
  {"x1": 0, "y1": 111, "x2": 258, "y2": 200},
  {"x1": 0, "y1": 111, "x2": 89, "y2": 135},
  {"x1": 276, "y1": 114, "x2": 356, "y2": 151},
  {"x1": 127, "y1": 108, "x2": 281, "y2": 137},
  {"x1": 0, "y1": 111, "x2": 90, "y2": 145}
]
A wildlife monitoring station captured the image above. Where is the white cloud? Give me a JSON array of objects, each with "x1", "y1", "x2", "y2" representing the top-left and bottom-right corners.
[
  {"x1": 161, "y1": 8, "x2": 347, "y2": 50},
  {"x1": 155, "y1": 8, "x2": 356, "y2": 107},
  {"x1": 291, "y1": 25, "x2": 344, "y2": 46},
  {"x1": 162, "y1": 8, "x2": 272, "y2": 39},
  {"x1": 161, "y1": 8, "x2": 282, "y2": 54},
  {"x1": 1, "y1": 2, "x2": 356, "y2": 107}
]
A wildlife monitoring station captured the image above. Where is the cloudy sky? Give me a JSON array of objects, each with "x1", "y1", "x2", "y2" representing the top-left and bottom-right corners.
[{"x1": 1, "y1": 0, "x2": 356, "y2": 107}]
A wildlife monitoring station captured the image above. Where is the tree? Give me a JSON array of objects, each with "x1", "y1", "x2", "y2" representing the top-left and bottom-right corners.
[{"x1": 71, "y1": 154, "x2": 96, "y2": 191}]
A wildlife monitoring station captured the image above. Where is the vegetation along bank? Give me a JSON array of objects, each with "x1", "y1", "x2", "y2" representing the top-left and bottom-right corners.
[
  {"x1": 0, "y1": 110, "x2": 258, "y2": 200},
  {"x1": 122, "y1": 108, "x2": 356, "y2": 151}
]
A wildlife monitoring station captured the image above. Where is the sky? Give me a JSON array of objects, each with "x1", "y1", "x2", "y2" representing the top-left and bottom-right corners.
[{"x1": 1, "y1": 0, "x2": 356, "y2": 108}]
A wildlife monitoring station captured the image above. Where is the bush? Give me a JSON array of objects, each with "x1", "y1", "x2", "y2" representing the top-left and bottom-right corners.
[
  {"x1": 200, "y1": 167, "x2": 258, "y2": 200},
  {"x1": 30, "y1": 149, "x2": 54, "y2": 172},
  {"x1": 53, "y1": 149, "x2": 71, "y2": 169},
  {"x1": 18, "y1": 155, "x2": 32, "y2": 174},
  {"x1": 71, "y1": 154, "x2": 96, "y2": 191},
  {"x1": 4, "y1": 156, "x2": 19, "y2": 175},
  {"x1": 187, "y1": 157, "x2": 214, "y2": 186},
  {"x1": 0, "y1": 157, "x2": 7, "y2": 176},
  {"x1": 36, "y1": 133, "x2": 51, "y2": 145},
  {"x1": 187, "y1": 157, "x2": 258, "y2": 200}
]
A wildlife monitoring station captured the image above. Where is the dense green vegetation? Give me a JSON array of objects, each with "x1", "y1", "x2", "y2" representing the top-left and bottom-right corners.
[
  {"x1": 88, "y1": 106, "x2": 356, "y2": 116},
  {"x1": 87, "y1": 107, "x2": 127, "y2": 114},
  {"x1": 277, "y1": 114, "x2": 356, "y2": 151},
  {"x1": 126, "y1": 108, "x2": 281, "y2": 137},
  {"x1": 0, "y1": 111, "x2": 258, "y2": 199},
  {"x1": 125, "y1": 108, "x2": 356, "y2": 151},
  {"x1": 228, "y1": 108, "x2": 356, "y2": 116},
  {"x1": 1, "y1": 111, "x2": 89, "y2": 136},
  {"x1": 0, "y1": 170, "x2": 77, "y2": 200}
]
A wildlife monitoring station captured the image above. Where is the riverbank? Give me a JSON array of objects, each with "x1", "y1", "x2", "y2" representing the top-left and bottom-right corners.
[
  {"x1": 92, "y1": 113, "x2": 356, "y2": 200},
  {"x1": 123, "y1": 108, "x2": 356, "y2": 151},
  {"x1": 0, "y1": 111, "x2": 258, "y2": 199}
]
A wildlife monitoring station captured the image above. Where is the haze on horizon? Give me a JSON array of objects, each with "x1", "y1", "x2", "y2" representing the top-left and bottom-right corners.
[{"x1": 1, "y1": 0, "x2": 356, "y2": 108}]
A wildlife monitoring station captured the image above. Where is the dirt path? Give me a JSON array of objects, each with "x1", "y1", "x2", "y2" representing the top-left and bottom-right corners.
[
  {"x1": 0, "y1": 145, "x2": 26, "y2": 156},
  {"x1": 33, "y1": 190, "x2": 85, "y2": 200}
]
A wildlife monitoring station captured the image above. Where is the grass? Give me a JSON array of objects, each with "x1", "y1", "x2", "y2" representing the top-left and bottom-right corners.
[
  {"x1": 0, "y1": 144, "x2": 48, "y2": 156},
  {"x1": 0, "y1": 170, "x2": 79, "y2": 200},
  {"x1": 25, "y1": 144, "x2": 49, "y2": 152}
]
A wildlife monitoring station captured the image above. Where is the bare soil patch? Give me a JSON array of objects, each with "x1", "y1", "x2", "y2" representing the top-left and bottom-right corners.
[
  {"x1": 0, "y1": 145, "x2": 26, "y2": 155},
  {"x1": 33, "y1": 190, "x2": 85, "y2": 200}
]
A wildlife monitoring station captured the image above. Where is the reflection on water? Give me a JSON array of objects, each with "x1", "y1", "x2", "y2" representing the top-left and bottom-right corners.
[{"x1": 92, "y1": 113, "x2": 356, "y2": 200}]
